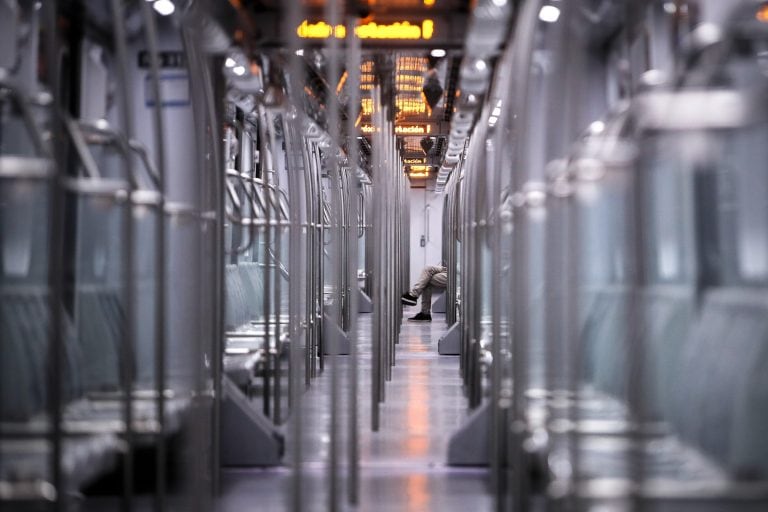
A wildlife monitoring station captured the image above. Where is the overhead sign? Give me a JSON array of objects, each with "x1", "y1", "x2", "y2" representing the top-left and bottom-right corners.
[
  {"x1": 297, "y1": 19, "x2": 435, "y2": 40},
  {"x1": 361, "y1": 124, "x2": 432, "y2": 135},
  {"x1": 404, "y1": 158, "x2": 426, "y2": 164}
]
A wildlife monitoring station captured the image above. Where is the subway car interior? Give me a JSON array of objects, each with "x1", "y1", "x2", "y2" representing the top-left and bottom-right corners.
[{"x1": 2, "y1": 0, "x2": 768, "y2": 511}]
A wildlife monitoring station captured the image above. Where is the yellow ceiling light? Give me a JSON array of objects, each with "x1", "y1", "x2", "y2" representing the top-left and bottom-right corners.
[
  {"x1": 423, "y1": 0, "x2": 436, "y2": 6},
  {"x1": 361, "y1": 98, "x2": 374, "y2": 116},
  {"x1": 394, "y1": 56, "x2": 429, "y2": 117},
  {"x1": 396, "y1": 96, "x2": 428, "y2": 115},
  {"x1": 402, "y1": 136, "x2": 425, "y2": 153},
  {"x1": 396, "y1": 56, "x2": 428, "y2": 72},
  {"x1": 759, "y1": 4, "x2": 768, "y2": 22},
  {"x1": 336, "y1": 70, "x2": 348, "y2": 94},
  {"x1": 297, "y1": 19, "x2": 435, "y2": 40}
]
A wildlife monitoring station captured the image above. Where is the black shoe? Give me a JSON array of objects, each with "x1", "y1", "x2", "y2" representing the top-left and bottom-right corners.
[
  {"x1": 401, "y1": 292, "x2": 418, "y2": 306},
  {"x1": 408, "y1": 312, "x2": 431, "y2": 322}
]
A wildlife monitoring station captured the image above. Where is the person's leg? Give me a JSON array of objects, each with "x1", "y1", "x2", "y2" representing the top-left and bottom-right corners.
[
  {"x1": 420, "y1": 271, "x2": 447, "y2": 314},
  {"x1": 421, "y1": 285, "x2": 433, "y2": 314},
  {"x1": 410, "y1": 265, "x2": 443, "y2": 297},
  {"x1": 403, "y1": 265, "x2": 442, "y2": 306}
]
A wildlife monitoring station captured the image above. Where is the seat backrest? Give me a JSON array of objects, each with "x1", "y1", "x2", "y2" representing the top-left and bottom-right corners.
[
  {"x1": 225, "y1": 264, "x2": 248, "y2": 330},
  {"x1": 582, "y1": 285, "x2": 695, "y2": 422},
  {"x1": 585, "y1": 286, "x2": 630, "y2": 398},
  {"x1": 636, "y1": 286, "x2": 694, "y2": 421},
  {"x1": 670, "y1": 287, "x2": 768, "y2": 478},
  {"x1": 75, "y1": 286, "x2": 124, "y2": 392},
  {"x1": 0, "y1": 287, "x2": 83, "y2": 421},
  {"x1": 0, "y1": 290, "x2": 43, "y2": 420},
  {"x1": 238, "y1": 263, "x2": 264, "y2": 320}
]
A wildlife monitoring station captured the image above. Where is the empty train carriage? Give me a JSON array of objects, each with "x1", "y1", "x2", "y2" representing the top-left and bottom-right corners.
[{"x1": 1, "y1": 0, "x2": 767, "y2": 511}]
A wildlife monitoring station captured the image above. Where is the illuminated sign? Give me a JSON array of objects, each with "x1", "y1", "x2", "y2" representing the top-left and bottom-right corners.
[
  {"x1": 759, "y1": 5, "x2": 768, "y2": 22},
  {"x1": 409, "y1": 165, "x2": 432, "y2": 173},
  {"x1": 361, "y1": 124, "x2": 431, "y2": 135},
  {"x1": 404, "y1": 158, "x2": 426, "y2": 164},
  {"x1": 409, "y1": 172, "x2": 430, "y2": 178},
  {"x1": 297, "y1": 19, "x2": 435, "y2": 40},
  {"x1": 395, "y1": 124, "x2": 431, "y2": 135}
]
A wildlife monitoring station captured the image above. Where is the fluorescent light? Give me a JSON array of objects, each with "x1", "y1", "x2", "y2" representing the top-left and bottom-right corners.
[
  {"x1": 491, "y1": 0, "x2": 507, "y2": 6},
  {"x1": 430, "y1": 48, "x2": 446, "y2": 58},
  {"x1": 233, "y1": 65, "x2": 246, "y2": 76},
  {"x1": 663, "y1": 2, "x2": 676, "y2": 14},
  {"x1": 589, "y1": 120, "x2": 605, "y2": 134},
  {"x1": 474, "y1": 59, "x2": 487, "y2": 71},
  {"x1": 488, "y1": 115, "x2": 498, "y2": 126},
  {"x1": 295, "y1": 49, "x2": 304, "y2": 56},
  {"x1": 225, "y1": 57, "x2": 236, "y2": 68},
  {"x1": 539, "y1": 5, "x2": 560, "y2": 23},
  {"x1": 153, "y1": 0, "x2": 175, "y2": 16},
  {"x1": 492, "y1": 107, "x2": 501, "y2": 116}
]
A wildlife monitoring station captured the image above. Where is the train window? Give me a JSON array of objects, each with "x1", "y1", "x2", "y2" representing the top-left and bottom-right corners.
[
  {"x1": 714, "y1": 126, "x2": 768, "y2": 285},
  {"x1": 640, "y1": 135, "x2": 697, "y2": 285},
  {"x1": 0, "y1": 90, "x2": 44, "y2": 158}
]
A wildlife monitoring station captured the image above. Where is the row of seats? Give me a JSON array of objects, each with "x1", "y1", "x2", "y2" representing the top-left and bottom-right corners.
[
  {"x1": 223, "y1": 263, "x2": 289, "y2": 389},
  {"x1": 571, "y1": 284, "x2": 768, "y2": 483},
  {"x1": 0, "y1": 282, "x2": 191, "y2": 495},
  {"x1": 225, "y1": 263, "x2": 265, "y2": 331}
]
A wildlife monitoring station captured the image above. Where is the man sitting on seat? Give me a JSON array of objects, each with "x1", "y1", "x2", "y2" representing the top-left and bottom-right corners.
[{"x1": 401, "y1": 264, "x2": 447, "y2": 322}]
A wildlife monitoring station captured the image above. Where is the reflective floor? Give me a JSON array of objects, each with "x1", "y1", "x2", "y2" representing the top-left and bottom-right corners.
[{"x1": 217, "y1": 309, "x2": 491, "y2": 511}]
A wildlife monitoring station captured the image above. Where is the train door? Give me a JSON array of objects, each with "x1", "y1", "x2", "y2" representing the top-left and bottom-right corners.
[{"x1": 408, "y1": 186, "x2": 444, "y2": 285}]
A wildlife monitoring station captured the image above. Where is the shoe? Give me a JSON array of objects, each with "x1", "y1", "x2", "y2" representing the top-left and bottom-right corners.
[
  {"x1": 401, "y1": 292, "x2": 418, "y2": 306},
  {"x1": 408, "y1": 312, "x2": 432, "y2": 322}
]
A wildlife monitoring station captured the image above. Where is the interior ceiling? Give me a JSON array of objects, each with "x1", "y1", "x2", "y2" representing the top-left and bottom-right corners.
[
  {"x1": 353, "y1": 52, "x2": 457, "y2": 172},
  {"x1": 229, "y1": 0, "x2": 473, "y2": 180}
]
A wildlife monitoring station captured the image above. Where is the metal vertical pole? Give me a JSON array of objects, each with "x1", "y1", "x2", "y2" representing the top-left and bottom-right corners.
[
  {"x1": 627, "y1": 136, "x2": 648, "y2": 512},
  {"x1": 110, "y1": 3, "x2": 137, "y2": 509},
  {"x1": 324, "y1": 0, "x2": 342, "y2": 507},
  {"x1": 198, "y1": 42, "x2": 225, "y2": 512},
  {"x1": 138, "y1": 3, "x2": 169, "y2": 507},
  {"x1": 371, "y1": 85, "x2": 382, "y2": 431},
  {"x1": 284, "y1": 1, "x2": 307, "y2": 505},
  {"x1": 263, "y1": 109, "x2": 284, "y2": 423},
  {"x1": 506, "y1": 2, "x2": 540, "y2": 509},
  {"x1": 488, "y1": 135, "x2": 507, "y2": 511},
  {"x1": 345, "y1": 14, "x2": 362, "y2": 505},
  {"x1": 42, "y1": 1, "x2": 64, "y2": 509},
  {"x1": 265, "y1": 169, "x2": 274, "y2": 417}
]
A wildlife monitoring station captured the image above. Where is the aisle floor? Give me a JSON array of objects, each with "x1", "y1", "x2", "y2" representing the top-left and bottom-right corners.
[{"x1": 217, "y1": 309, "x2": 491, "y2": 511}]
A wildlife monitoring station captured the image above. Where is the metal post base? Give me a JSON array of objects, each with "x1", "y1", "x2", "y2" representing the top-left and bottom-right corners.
[
  {"x1": 322, "y1": 313, "x2": 351, "y2": 355},
  {"x1": 447, "y1": 401, "x2": 490, "y2": 466},
  {"x1": 358, "y1": 288, "x2": 373, "y2": 313},
  {"x1": 438, "y1": 321, "x2": 461, "y2": 355},
  {"x1": 221, "y1": 377, "x2": 284, "y2": 466},
  {"x1": 431, "y1": 291, "x2": 446, "y2": 313}
]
